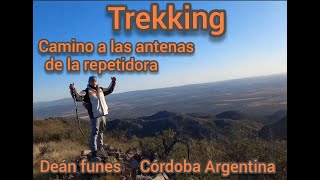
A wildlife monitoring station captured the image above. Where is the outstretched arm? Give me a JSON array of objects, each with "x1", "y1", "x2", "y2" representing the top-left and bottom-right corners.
[
  {"x1": 102, "y1": 77, "x2": 116, "y2": 96},
  {"x1": 69, "y1": 83, "x2": 86, "y2": 102}
]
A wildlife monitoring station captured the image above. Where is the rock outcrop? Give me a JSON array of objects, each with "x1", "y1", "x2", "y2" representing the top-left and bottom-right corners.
[{"x1": 71, "y1": 144, "x2": 169, "y2": 180}]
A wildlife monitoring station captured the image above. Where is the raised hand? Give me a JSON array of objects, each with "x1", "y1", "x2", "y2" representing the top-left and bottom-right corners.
[{"x1": 69, "y1": 83, "x2": 75, "y2": 90}]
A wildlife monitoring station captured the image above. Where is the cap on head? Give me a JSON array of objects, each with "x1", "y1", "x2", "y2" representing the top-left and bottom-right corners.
[{"x1": 88, "y1": 76, "x2": 97, "y2": 83}]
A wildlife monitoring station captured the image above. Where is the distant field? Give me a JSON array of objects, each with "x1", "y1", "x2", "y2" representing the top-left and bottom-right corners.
[{"x1": 33, "y1": 74, "x2": 287, "y2": 120}]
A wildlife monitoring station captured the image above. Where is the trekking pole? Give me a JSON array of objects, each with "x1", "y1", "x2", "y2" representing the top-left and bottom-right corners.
[{"x1": 70, "y1": 84, "x2": 85, "y2": 135}]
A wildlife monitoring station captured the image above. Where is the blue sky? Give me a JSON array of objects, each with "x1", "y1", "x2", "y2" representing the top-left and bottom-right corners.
[{"x1": 33, "y1": 1, "x2": 287, "y2": 102}]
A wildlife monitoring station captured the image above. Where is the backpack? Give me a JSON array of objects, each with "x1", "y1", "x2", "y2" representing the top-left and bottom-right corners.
[{"x1": 82, "y1": 88, "x2": 91, "y2": 110}]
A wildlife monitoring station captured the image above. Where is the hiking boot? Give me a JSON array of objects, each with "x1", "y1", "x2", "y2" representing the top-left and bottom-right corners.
[
  {"x1": 91, "y1": 151, "x2": 97, "y2": 158},
  {"x1": 96, "y1": 148, "x2": 108, "y2": 159}
]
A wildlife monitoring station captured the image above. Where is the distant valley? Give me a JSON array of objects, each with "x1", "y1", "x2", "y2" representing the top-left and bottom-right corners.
[{"x1": 33, "y1": 74, "x2": 287, "y2": 122}]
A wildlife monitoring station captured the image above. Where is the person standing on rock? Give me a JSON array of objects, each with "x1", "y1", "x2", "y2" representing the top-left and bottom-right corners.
[{"x1": 69, "y1": 76, "x2": 116, "y2": 158}]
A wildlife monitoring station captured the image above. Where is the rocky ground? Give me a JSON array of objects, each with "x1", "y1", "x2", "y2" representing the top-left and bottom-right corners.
[{"x1": 68, "y1": 144, "x2": 169, "y2": 180}]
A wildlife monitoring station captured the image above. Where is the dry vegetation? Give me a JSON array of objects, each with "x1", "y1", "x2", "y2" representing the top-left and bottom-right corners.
[{"x1": 33, "y1": 118, "x2": 287, "y2": 180}]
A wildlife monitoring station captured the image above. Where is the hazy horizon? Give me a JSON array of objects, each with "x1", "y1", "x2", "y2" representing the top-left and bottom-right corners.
[{"x1": 33, "y1": 73, "x2": 286, "y2": 103}]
